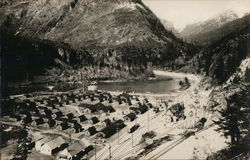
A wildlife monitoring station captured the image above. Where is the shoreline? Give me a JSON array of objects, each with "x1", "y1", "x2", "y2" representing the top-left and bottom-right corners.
[
  {"x1": 99, "y1": 70, "x2": 200, "y2": 83},
  {"x1": 97, "y1": 70, "x2": 202, "y2": 98},
  {"x1": 153, "y1": 70, "x2": 201, "y2": 82}
]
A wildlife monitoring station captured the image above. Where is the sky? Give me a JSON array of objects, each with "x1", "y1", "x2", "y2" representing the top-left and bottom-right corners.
[{"x1": 143, "y1": 0, "x2": 250, "y2": 31}]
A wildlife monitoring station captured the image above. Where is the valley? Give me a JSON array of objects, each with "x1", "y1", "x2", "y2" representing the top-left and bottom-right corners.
[{"x1": 0, "y1": 0, "x2": 250, "y2": 160}]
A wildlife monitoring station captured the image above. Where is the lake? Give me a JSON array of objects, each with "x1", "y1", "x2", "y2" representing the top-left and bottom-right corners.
[{"x1": 97, "y1": 76, "x2": 180, "y2": 94}]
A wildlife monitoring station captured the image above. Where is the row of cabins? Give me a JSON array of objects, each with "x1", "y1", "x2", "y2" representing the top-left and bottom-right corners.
[
  {"x1": 79, "y1": 103, "x2": 116, "y2": 114},
  {"x1": 82, "y1": 94, "x2": 151, "y2": 138},
  {"x1": 16, "y1": 105, "x2": 118, "y2": 135},
  {"x1": 79, "y1": 99, "x2": 151, "y2": 116},
  {"x1": 14, "y1": 104, "x2": 92, "y2": 133},
  {"x1": 11, "y1": 91, "x2": 149, "y2": 120},
  {"x1": 15, "y1": 113, "x2": 85, "y2": 133},
  {"x1": 84, "y1": 119, "x2": 126, "y2": 138},
  {"x1": 20, "y1": 113, "x2": 101, "y2": 134},
  {"x1": 11, "y1": 91, "x2": 147, "y2": 117},
  {"x1": 35, "y1": 136, "x2": 94, "y2": 159},
  {"x1": 11, "y1": 91, "x2": 152, "y2": 139},
  {"x1": 85, "y1": 112, "x2": 140, "y2": 138},
  {"x1": 33, "y1": 91, "x2": 110, "y2": 108}
]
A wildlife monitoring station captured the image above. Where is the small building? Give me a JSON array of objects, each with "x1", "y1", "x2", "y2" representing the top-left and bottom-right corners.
[
  {"x1": 118, "y1": 93, "x2": 131, "y2": 100},
  {"x1": 127, "y1": 100, "x2": 132, "y2": 106},
  {"x1": 97, "y1": 120, "x2": 126, "y2": 139},
  {"x1": 123, "y1": 112, "x2": 137, "y2": 122},
  {"x1": 51, "y1": 111, "x2": 63, "y2": 119},
  {"x1": 43, "y1": 119, "x2": 56, "y2": 128},
  {"x1": 74, "y1": 97, "x2": 80, "y2": 103},
  {"x1": 101, "y1": 119, "x2": 111, "y2": 127},
  {"x1": 166, "y1": 110, "x2": 176, "y2": 123},
  {"x1": 43, "y1": 108, "x2": 52, "y2": 115},
  {"x1": 75, "y1": 115, "x2": 87, "y2": 123},
  {"x1": 93, "y1": 103, "x2": 106, "y2": 113},
  {"x1": 146, "y1": 103, "x2": 153, "y2": 108},
  {"x1": 31, "y1": 117, "x2": 44, "y2": 126},
  {"x1": 121, "y1": 109, "x2": 131, "y2": 115},
  {"x1": 22, "y1": 116, "x2": 32, "y2": 124},
  {"x1": 54, "y1": 103, "x2": 62, "y2": 108},
  {"x1": 138, "y1": 105, "x2": 148, "y2": 114},
  {"x1": 68, "y1": 119, "x2": 78, "y2": 127},
  {"x1": 108, "y1": 98, "x2": 113, "y2": 104},
  {"x1": 62, "y1": 100, "x2": 69, "y2": 105},
  {"x1": 42, "y1": 99, "x2": 50, "y2": 105},
  {"x1": 66, "y1": 113, "x2": 74, "y2": 119},
  {"x1": 71, "y1": 123, "x2": 83, "y2": 133},
  {"x1": 89, "y1": 117, "x2": 99, "y2": 124},
  {"x1": 104, "y1": 105, "x2": 116, "y2": 113},
  {"x1": 133, "y1": 102, "x2": 142, "y2": 108},
  {"x1": 143, "y1": 98, "x2": 149, "y2": 104},
  {"x1": 58, "y1": 141, "x2": 87, "y2": 160},
  {"x1": 79, "y1": 104, "x2": 97, "y2": 113},
  {"x1": 84, "y1": 145, "x2": 94, "y2": 154},
  {"x1": 112, "y1": 97, "x2": 125, "y2": 105},
  {"x1": 35, "y1": 137, "x2": 52, "y2": 151},
  {"x1": 57, "y1": 122, "x2": 70, "y2": 131},
  {"x1": 40, "y1": 136, "x2": 67, "y2": 155},
  {"x1": 85, "y1": 126, "x2": 97, "y2": 136},
  {"x1": 84, "y1": 107, "x2": 96, "y2": 113},
  {"x1": 68, "y1": 99, "x2": 75, "y2": 104}
]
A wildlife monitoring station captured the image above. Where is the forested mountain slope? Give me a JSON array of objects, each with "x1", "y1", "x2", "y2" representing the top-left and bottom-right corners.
[
  {"x1": 180, "y1": 11, "x2": 250, "y2": 45},
  {"x1": 0, "y1": 0, "x2": 195, "y2": 83},
  {"x1": 188, "y1": 26, "x2": 250, "y2": 84}
]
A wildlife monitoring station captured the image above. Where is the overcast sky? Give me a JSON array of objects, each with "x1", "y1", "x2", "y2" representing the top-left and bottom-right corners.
[{"x1": 143, "y1": 0, "x2": 250, "y2": 31}]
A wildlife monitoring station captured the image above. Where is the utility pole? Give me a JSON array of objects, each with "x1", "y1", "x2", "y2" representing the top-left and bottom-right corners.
[
  {"x1": 69, "y1": 133, "x2": 72, "y2": 143},
  {"x1": 94, "y1": 140, "x2": 97, "y2": 160},
  {"x1": 117, "y1": 125, "x2": 120, "y2": 144},
  {"x1": 109, "y1": 143, "x2": 112, "y2": 160},
  {"x1": 147, "y1": 109, "x2": 150, "y2": 131},
  {"x1": 194, "y1": 105, "x2": 197, "y2": 129},
  {"x1": 67, "y1": 133, "x2": 72, "y2": 159},
  {"x1": 132, "y1": 132, "x2": 134, "y2": 147}
]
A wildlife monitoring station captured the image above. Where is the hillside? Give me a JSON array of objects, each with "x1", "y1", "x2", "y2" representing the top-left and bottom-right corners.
[
  {"x1": 0, "y1": 0, "x2": 195, "y2": 84},
  {"x1": 180, "y1": 10, "x2": 243, "y2": 45},
  {"x1": 160, "y1": 19, "x2": 180, "y2": 37},
  {"x1": 187, "y1": 25, "x2": 250, "y2": 84}
]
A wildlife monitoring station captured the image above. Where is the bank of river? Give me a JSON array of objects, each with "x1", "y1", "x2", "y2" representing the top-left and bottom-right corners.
[{"x1": 96, "y1": 70, "x2": 201, "y2": 96}]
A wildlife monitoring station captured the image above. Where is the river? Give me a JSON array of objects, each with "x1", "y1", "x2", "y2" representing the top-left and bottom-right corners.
[{"x1": 97, "y1": 74, "x2": 181, "y2": 94}]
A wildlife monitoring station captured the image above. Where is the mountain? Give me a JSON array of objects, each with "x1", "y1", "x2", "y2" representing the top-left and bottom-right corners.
[
  {"x1": 160, "y1": 19, "x2": 179, "y2": 37},
  {"x1": 188, "y1": 24, "x2": 250, "y2": 84},
  {"x1": 180, "y1": 10, "x2": 239, "y2": 45},
  {"x1": 0, "y1": 0, "x2": 195, "y2": 84},
  {"x1": 178, "y1": 11, "x2": 250, "y2": 83}
]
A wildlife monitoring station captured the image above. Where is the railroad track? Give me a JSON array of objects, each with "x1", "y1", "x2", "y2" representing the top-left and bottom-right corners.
[
  {"x1": 144, "y1": 123, "x2": 215, "y2": 160},
  {"x1": 96, "y1": 111, "x2": 163, "y2": 160}
]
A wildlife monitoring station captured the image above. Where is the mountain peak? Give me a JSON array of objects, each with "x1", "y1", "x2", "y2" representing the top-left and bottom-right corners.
[
  {"x1": 180, "y1": 10, "x2": 239, "y2": 44},
  {"x1": 213, "y1": 10, "x2": 238, "y2": 23}
]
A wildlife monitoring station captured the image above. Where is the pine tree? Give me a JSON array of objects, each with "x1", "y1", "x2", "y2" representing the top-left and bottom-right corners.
[{"x1": 214, "y1": 90, "x2": 250, "y2": 145}]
